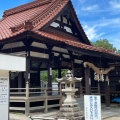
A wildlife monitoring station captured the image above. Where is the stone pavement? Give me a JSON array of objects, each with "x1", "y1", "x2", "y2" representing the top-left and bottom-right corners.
[{"x1": 10, "y1": 104, "x2": 120, "y2": 120}]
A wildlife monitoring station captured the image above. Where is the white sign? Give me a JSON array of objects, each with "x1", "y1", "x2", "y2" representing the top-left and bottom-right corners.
[
  {"x1": 84, "y1": 95, "x2": 101, "y2": 120},
  {"x1": 0, "y1": 77, "x2": 9, "y2": 120},
  {"x1": 0, "y1": 54, "x2": 26, "y2": 71}
]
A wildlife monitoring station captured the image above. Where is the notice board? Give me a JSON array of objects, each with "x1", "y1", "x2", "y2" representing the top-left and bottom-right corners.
[
  {"x1": 84, "y1": 95, "x2": 101, "y2": 120},
  {"x1": 0, "y1": 77, "x2": 9, "y2": 120}
]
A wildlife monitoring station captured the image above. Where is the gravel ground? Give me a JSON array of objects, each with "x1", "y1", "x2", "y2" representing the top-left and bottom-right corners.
[
  {"x1": 104, "y1": 116, "x2": 120, "y2": 120},
  {"x1": 10, "y1": 110, "x2": 57, "y2": 120},
  {"x1": 10, "y1": 104, "x2": 120, "y2": 120},
  {"x1": 10, "y1": 112, "x2": 120, "y2": 120}
]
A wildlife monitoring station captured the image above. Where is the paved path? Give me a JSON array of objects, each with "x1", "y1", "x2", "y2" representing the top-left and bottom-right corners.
[
  {"x1": 104, "y1": 117, "x2": 120, "y2": 120},
  {"x1": 10, "y1": 104, "x2": 120, "y2": 120}
]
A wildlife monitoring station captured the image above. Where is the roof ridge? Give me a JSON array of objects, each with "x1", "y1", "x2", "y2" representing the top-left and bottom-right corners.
[
  {"x1": 69, "y1": 0, "x2": 91, "y2": 45},
  {"x1": 3, "y1": 0, "x2": 52, "y2": 17},
  {"x1": 6, "y1": 0, "x2": 68, "y2": 34},
  {"x1": 32, "y1": 0, "x2": 69, "y2": 30},
  {"x1": 30, "y1": 0, "x2": 61, "y2": 25}
]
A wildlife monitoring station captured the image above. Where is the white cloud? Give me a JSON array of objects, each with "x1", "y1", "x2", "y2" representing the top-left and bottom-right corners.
[
  {"x1": 109, "y1": 0, "x2": 120, "y2": 9},
  {"x1": 86, "y1": 17, "x2": 120, "y2": 28},
  {"x1": 83, "y1": 25, "x2": 105, "y2": 41},
  {"x1": 81, "y1": 5, "x2": 99, "y2": 11}
]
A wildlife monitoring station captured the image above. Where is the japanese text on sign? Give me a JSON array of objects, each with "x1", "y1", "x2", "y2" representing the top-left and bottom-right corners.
[
  {"x1": 0, "y1": 77, "x2": 9, "y2": 104},
  {"x1": 84, "y1": 95, "x2": 101, "y2": 120}
]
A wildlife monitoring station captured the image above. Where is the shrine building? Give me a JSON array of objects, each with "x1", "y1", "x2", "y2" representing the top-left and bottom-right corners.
[{"x1": 0, "y1": 0, "x2": 120, "y2": 115}]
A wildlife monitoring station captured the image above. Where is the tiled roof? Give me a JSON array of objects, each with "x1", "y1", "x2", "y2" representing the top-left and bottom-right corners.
[
  {"x1": 0, "y1": 0, "x2": 120, "y2": 58},
  {"x1": 0, "y1": 0, "x2": 69, "y2": 40},
  {"x1": 3, "y1": 0, "x2": 52, "y2": 17},
  {"x1": 32, "y1": 30, "x2": 120, "y2": 57},
  {"x1": 0, "y1": 0, "x2": 50, "y2": 40}
]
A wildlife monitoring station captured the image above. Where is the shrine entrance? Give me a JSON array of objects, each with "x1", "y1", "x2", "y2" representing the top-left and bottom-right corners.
[{"x1": 84, "y1": 62, "x2": 115, "y2": 107}]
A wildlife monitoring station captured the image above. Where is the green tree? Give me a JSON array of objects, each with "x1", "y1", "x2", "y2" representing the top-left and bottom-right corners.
[
  {"x1": 116, "y1": 49, "x2": 120, "y2": 54},
  {"x1": 40, "y1": 71, "x2": 48, "y2": 82},
  {"x1": 92, "y1": 39, "x2": 117, "y2": 52},
  {"x1": 40, "y1": 69, "x2": 67, "y2": 82}
]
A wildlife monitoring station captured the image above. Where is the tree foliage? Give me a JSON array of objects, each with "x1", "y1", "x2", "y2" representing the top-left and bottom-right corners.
[
  {"x1": 92, "y1": 39, "x2": 116, "y2": 51},
  {"x1": 40, "y1": 69, "x2": 67, "y2": 82},
  {"x1": 91, "y1": 39, "x2": 120, "y2": 54}
]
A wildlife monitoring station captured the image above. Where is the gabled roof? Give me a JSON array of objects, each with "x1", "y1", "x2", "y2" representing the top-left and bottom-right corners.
[
  {"x1": 0, "y1": 0, "x2": 120, "y2": 58},
  {"x1": 0, "y1": 0, "x2": 90, "y2": 43},
  {"x1": 0, "y1": 0, "x2": 69, "y2": 40}
]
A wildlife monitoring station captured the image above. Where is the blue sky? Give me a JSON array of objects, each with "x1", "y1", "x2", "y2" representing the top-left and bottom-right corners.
[{"x1": 0, "y1": 0, "x2": 120, "y2": 49}]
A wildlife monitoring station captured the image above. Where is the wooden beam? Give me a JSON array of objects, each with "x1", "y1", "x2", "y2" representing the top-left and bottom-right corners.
[
  {"x1": 1, "y1": 46, "x2": 26, "y2": 53},
  {"x1": 30, "y1": 46, "x2": 70, "y2": 56},
  {"x1": 66, "y1": 45, "x2": 101, "y2": 57},
  {"x1": 55, "y1": 20, "x2": 73, "y2": 29},
  {"x1": 66, "y1": 45, "x2": 120, "y2": 61}
]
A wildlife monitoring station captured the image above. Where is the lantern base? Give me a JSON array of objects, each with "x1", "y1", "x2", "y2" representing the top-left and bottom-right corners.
[{"x1": 56, "y1": 104, "x2": 84, "y2": 120}]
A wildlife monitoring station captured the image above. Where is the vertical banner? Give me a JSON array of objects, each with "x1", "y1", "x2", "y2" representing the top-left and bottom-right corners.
[
  {"x1": 84, "y1": 95, "x2": 101, "y2": 120},
  {"x1": 0, "y1": 77, "x2": 9, "y2": 120}
]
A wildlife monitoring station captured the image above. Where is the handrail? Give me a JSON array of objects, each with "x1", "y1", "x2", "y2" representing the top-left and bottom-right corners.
[
  {"x1": 10, "y1": 87, "x2": 62, "y2": 97},
  {"x1": 10, "y1": 88, "x2": 26, "y2": 90},
  {"x1": 82, "y1": 87, "x2": 99, "y2": 94}
]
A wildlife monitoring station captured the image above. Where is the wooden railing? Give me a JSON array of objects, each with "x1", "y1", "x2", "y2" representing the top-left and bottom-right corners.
[
  {"x1": 10, "y1": 87, "x2": 62, "y2": 113},
  {"x1": 82, "y1": 87, "x2": 100, "y2": 95},
  {"x1": 10, "y1": 88, "x2": 26, "y2": 97},
  {"x1": 91, "y1": 87, "x2": 100, "y2": 94},
  {"x1": 10, "y1": 87, "x2": 61, "y2": 97}
]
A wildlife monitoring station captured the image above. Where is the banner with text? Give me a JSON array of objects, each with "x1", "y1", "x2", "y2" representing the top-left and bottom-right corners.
[
  {"x1": 84, "y1": 95, "x2": 101, "y2": 120},
  {"x1": 0, "y1": 77, "x2": 9, "y2": 120}
]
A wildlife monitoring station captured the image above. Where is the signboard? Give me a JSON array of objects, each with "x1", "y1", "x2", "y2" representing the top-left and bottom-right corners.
[
  {"x1": 0, "y1": 54, "x2": 26, "y2": 71},
  {"x1": 0, "y1": 54, "x2": 26, "y2": 120},
  {"x1": 0, "y1": 77, "x2": 9, "y2": 120},
  {"x1": 84, "y1": 95, "x2": 101, "y2": 120}
]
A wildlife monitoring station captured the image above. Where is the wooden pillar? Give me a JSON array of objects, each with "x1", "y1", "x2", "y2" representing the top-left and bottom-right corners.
[
  {"x1": 105, "y1": 74, "x2": 110, "y2": 107},
  {"x1": 18, "y1": 72, "x2": 22, "y2": 92},
  {"x1": 80, "y1": 81, "x2": 83, "y2": 95},
  {"x1": 47, "y1": 51, "x2": 53, "y2": 95},
  {"x1": 48, "y1": 63, "x2": 52, "y2": 89},
  {"x1": 25, "y1": 51, "x2": 30, "y2": 116},
  {"x1": 98, "y1": 81, "x2": 100, "y2": 94},
  {"x1": 84, "y1": 66, "x2": 91, "y2": 95},
  {"x1": 37, "y1": 70, "x2": 40, "y2": 87},
  {"x1": 58, "y1": 68, "x2": 61, "y2": 78},
  {"x1": 71, "y1": 59, "x2": 74, "y2": 76},
  {"x1": 58, "y1": 56, "x2": 62, "y2": 95},
  {"x1": 38, "y1": 70, "x2": 41, "y2": 93},
  {"x1": 44, "y1": 89, "x2": 48, "y2": 113},
  {"x1": 46, "y1": 45, "x2": 53, "y2": 94}
]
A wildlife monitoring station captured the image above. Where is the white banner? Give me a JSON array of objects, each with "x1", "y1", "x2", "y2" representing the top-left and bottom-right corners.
[
  {"x1": 0, "y1": 54, "x2": 26, "y2": 71},
  {"x1": 0, "y1": 77, "x2": 9, "y2": 120},
  {"x1": 84, "y1": 95, "x2": 101, "y2": 120}
]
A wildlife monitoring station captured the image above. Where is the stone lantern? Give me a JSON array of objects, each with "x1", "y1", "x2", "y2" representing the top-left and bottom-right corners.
[{"x1": 56, "y1": 70, "x2": 84, "y2": 120}]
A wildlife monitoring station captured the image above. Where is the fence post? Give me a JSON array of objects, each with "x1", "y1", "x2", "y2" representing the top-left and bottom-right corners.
[{"x1": 44, "y1": 89, "x2": 48, "y2": 113}]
